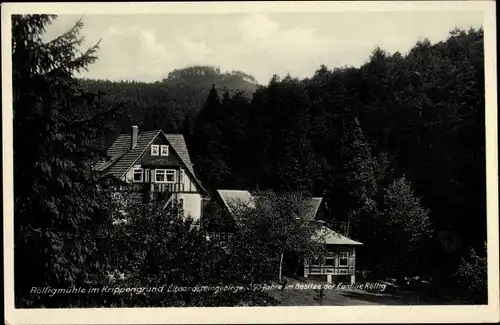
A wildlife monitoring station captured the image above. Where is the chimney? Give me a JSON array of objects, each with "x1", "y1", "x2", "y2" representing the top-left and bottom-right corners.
[{"x1": 131, "y1": 125, "x2": 139, "y2": 149}]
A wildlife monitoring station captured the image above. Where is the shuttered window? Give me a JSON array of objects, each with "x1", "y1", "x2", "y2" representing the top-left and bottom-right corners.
[
  {"x1": 160, "y1": 145, "x2": 169, "y2": 156},
  {"x1": 151, "y1": 145, "x2": 159, "y2": 156}
]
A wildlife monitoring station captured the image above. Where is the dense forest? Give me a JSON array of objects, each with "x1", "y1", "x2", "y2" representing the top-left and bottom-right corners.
[
  {"x1": 13, "y1": 13, "x2": 487, "y2": 308},
  {"x1": 79, "y1": 65, "x2": 258, "y2": 137},
  {"x1": 81, "y1": 27, "x2": 486, "y2": 287}
]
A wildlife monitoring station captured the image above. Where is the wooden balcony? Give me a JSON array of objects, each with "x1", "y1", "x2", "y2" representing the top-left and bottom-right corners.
[{"x1": 131, "y1": 182, "x2": 185, "y2": 193}]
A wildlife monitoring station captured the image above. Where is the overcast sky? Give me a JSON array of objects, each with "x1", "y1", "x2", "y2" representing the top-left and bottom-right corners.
[{"x1": 43, "y1": 12, "x2": 483, "y2": 84}]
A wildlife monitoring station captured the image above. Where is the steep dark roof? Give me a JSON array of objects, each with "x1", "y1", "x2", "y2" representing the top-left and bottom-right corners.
[
  {"x1": 106, "y1": 130, "x2": 160, "y2": 178},
  {"x1": 164, "y1": 133, "x2": 196, "y2": 178},
  {"x1": 97, "y1": 131, "x2": 204, "y2": 192},
  {"x1": 108, "y1": 134, "x2": 132, "y2": 159},
  {"x1": 94, "y1": 134, "x2": 132, "y2": 172}
]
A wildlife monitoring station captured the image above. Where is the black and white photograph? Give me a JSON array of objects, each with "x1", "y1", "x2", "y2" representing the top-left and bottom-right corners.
[{"x1": 3, "y1": 1, "x2": 498, "y2": 324}]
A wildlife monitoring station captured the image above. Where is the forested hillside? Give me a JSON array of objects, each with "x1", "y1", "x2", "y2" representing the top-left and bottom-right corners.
[
  {"x1": 90, "y1": 27, "x2": 485, "y2": 286},
  {"x1": 199, "y1": 29, "x2": 485, "y2": 286},
  {"x1": 78, "y1": 65, "x2": 259, "y2": 143}
]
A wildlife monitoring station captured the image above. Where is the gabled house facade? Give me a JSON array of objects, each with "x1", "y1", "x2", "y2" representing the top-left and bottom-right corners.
[
  {"x1": 96, "y1": 125, "x2": 206, "y2": 223},
  {"x1": 207, "y1": 189, "x2": 363, "y2": 284}
]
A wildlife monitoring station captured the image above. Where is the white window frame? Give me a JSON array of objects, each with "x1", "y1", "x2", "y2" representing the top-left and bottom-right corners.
[
  {"x1": 339, "y1": 252, "x2": 349, "y2": 267},
  {"x1": 155, "y1": 169, "x2": 176, "y2": 184},
  {"x1": 151, "y1": 145, "x2": 159, "y2": 156},
  {"x1": 160, "y1": 145, "x2": 169, "y2": 156},
  {"x1": 324, "y1": 257, "x2": 335, "y2": 267},
  {"x1": 155, "y1": 169, "x2": 165, "y2": 183},
  {"x1": 132, "y1": 168, "x2": 143, "y2": 183}
]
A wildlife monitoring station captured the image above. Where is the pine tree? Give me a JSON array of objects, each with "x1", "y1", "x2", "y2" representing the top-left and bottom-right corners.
[
  {"x1": 12, "y1": 15, "x2": 122, "y2": 307},
  {"x1": 199, "y1": 84, "x2": 221, "y2": 124},
  {"x1": 222, "y1": 91, "x2": 251, "y2": 188},
  {"x1": 337, "y1": 116, "x2": 377, "y2": 236},
  {"x1": 192, "y1": 85, "x2": 232, "y2": 187},
  {"x1": 260, "y1": 76, "x2": 315, "y2": 192}
]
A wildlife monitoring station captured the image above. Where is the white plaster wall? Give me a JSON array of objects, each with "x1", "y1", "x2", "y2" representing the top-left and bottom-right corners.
[
  {"x1": 180, "y1": 169, "x2": 199, "y2": 192},
  {"x1": 178, "y1": 193, "x2": 202, "y2": 222}
]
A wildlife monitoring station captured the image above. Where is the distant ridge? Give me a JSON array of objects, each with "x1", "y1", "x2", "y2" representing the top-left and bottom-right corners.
[
  {"x1": 78, "y1": 65, "x2": 259, "y2": 142},
  {"x1": 161, "y1": 65, "x2": 259, "y2": 94}
]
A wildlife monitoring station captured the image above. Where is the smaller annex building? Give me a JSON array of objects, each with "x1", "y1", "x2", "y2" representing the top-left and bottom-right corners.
[{"x1": 206, "y1": 189, "x2": 363, "y2": 284}]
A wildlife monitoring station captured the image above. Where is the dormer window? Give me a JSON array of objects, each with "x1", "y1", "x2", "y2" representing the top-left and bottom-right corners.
[
  {"x1": 160, "y1": 145, "x2": 169, "y2": 156},
  {"x1": 133, "y1": 168, "x2": 143, "y2": 182},
  {"x1": 151, "y1": 145, "x2": 159, "y2": 156}
]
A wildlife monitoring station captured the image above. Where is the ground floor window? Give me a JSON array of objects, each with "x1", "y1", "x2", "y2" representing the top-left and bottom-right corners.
[
  {"x1": 155, "y1": 169, "x2": 176, "y2": 183},
  {"x1": 325, "y1": 257, "x2": 335, "y2": 266},
  {"x1": 133, "y1": 168, "x2": 143, "y2": 182},
  {"x1": 339, "y1": 252, "x2": 349, "y2": 267}
]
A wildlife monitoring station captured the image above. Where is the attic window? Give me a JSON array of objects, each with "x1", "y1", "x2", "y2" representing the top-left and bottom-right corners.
[
  {"x1": 160, "y1": 145, "x2": 169, "y2": 156},
  {"x1": 133, "y1": 168, "x2": 143, "y2": 182},
  {"x1": 151, "y1": 145, "x2": 159, "y2": 156}
]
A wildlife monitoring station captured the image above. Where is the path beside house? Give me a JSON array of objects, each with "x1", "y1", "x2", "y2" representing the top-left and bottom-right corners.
[{"x1": 268, "y1": 277, "x2": 466, "y2": 306}]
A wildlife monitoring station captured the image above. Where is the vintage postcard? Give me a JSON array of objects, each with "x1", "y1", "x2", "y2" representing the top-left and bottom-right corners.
[{"x1": 2, "y1": 1, "x2": 498, "y2": 324}]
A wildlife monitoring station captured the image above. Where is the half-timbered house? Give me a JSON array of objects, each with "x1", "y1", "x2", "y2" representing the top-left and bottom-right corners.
[{"x1": 95, "y1": 126, "x2": 206, "y2": 223}]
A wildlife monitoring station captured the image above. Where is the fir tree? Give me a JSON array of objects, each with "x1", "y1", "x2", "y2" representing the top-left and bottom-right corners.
[
  {"x1": 192, "y1": 85, "x2": 232, "y2": 188},
  {"x1": 12, "y1": 15, "x2": 122, "y2": 307},
  {"x1": 337, "y1": 116, "x2": 377, "y2": 236}
]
